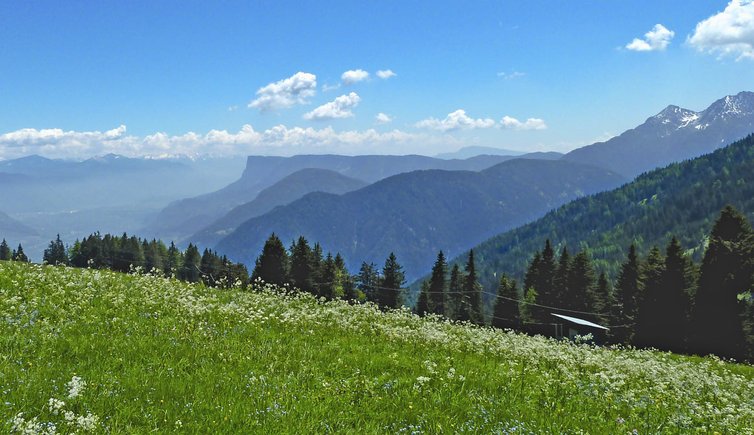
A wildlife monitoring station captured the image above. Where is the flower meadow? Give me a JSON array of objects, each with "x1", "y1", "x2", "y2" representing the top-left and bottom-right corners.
[{"x1": 1, "y1": 262, "x2": 753, "y2": 433}]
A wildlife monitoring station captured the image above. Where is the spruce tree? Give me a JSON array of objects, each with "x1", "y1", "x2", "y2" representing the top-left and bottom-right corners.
[
  {"x1": 356, "y1": 262, "x2": 379, "y2": 302},
  {"x1": 164, "y1": 242, "x2": 182, "y2": 277},
  {"x1": 12, "y1": 244, "x2": 29, "y2": 262},
  {"x1": 536, "y1": 240, "x2": 557, "y2": 314},
  {"x1": 634, "y1": 246, "x2": 664, "y2": 347},
  {"x1": 319, "y1": 253, "x2": 338, "y2": 299},
  {"x1": 594, "y1": 272, "x2": 615, "y2": 327},
  {"x1": 459, "y1": 250, "x2": 483, "y2": 324},
  {"x1": 613, "y1": 244, "x2": 643, "y2": 344},
  {"x1": 289, "y1": 236, "x2": 314, "y2": 293},
  {"x1": 427, "y1": 251, "x2": 447, "y2": 315},
  {"x1": 492, "y1": 274, "x2": 520, "y2": 329},
  {"x1": 446, "y1": 264, "x2": 463, "y2": 320},
  {"x1": 379, "y1": 252, "x2": 405, "y2": 309},
  {"x1": 553, "y1": 246, "x2": 571, "y2": 308},
  {"x1": 334, "y1": 253, "x2": 355, "y2": 300},
  {"x1": 566, "y1": 250, "x2": 596, "y2": 314},
  {"x1": 691, "y1": 206, "x2": 752, "y2": 359},
  {"x1": 0, "y1": 239, "x2": 11, "y2": 261},
  {"x1": 43, "y1": 234, "x2": 68, "y2": 266},
  {"x1": 179, "y1": 243, "x2": 202, "y2": 283},
  {"x1": 251, "y1": 233, "x2": 289, "y2": 287}
]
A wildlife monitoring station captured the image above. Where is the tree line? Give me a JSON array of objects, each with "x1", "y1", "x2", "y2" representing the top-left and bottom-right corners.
[{"x1": 487, "y1": 205, "x2": 753, "y2": 361}]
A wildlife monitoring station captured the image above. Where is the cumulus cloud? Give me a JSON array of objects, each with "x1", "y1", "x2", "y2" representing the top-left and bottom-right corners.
[
  {"x1": 415, "y1": 109, "x2": 496, "y2": 132},
  {"x1": 303, "y1": 92, "x2": 361, "y2": 121},
  {"x1": 0, "y1": 124, "x2": 462, "y2": 159},
  {"x1": 248, "y1": 72, "x2": 317, "y2": 111},
  {"x1": 375, "y1": 113, "x2": 393, "y2": 124},
  {"x1": 341, "y1": 69, "x2": 369, "y2": 85},
  {"x1": 376, "y1": 69, "x2": 396, "y2": 79},
  {"x1": 500, "y1": 116, "x2": 547, "y2": 130},
  {"x1": 689, "y1": 0, "x2": 754, "y2": 60},
  {"x1": 626, "y1": 24, "x2": 675, "y2": 51}
]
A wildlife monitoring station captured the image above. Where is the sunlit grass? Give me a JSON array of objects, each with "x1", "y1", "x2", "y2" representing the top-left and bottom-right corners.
[{"x1": 1, "y1": 261, "x2": 753, "y2": 433}]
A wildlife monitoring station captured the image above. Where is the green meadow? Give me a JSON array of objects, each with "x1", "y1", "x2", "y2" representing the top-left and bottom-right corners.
[{"x1": 2, "y1": 261, "x2": 753, "y2": 434}]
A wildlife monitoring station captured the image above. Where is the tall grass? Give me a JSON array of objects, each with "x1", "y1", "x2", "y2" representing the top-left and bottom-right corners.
[{"x1": 1, "y1": 262, "x2": 752, "y2": 433}]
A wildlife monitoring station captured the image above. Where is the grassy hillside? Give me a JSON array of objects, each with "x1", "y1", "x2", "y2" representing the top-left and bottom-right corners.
[{"x1": 1, "y1": 262, "x2": 753, "y2": 433}]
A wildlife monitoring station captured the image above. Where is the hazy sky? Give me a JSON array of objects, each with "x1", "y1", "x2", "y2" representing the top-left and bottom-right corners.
[{"x1": 1, "y1": 0, "x2": 753, "y2": 159}]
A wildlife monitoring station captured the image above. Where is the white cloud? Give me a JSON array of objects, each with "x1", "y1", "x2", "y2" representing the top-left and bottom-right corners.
[
  {"x1": 376, "y1": 69, "x2": 396, "y2": 79},
  {"x1": 322, "y1": 83, "x2": 341, "y2": 92},
  {"x1": 303, "y1": 92, "x2": 361, "y2": 121},
  {"x1": 500, "y1": 116, "x2": 547, "y2": 130},
  {"x1": 496, "y1": 71, "x2": 526, "y2": 79},
  {"x1": 341, "y1": 69, "x2": 370, "y2": 85},
  {"x1": 626, "y1": 24, "x2": 675, "y2": 51},
  {"x1": 688, "y1": 0, "x2": 754, "y2": 60},
  {"x1": 375, "y1": 113, "x2": 393, "y2": 124},
  {"x1": 0, "y1": 124, "x2": 464, "y2": 159},
  {"x1": 415, "y1": 109, "x2": 496, "y2": 132},
  {"x1": 248, "y1": 72, "x2": 317, "y2": 111}
]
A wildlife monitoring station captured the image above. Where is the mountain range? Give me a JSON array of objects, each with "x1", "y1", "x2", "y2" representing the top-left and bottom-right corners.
[
  {"x1": 215, "y1": 158, "x2": 625, "y2": 281},
  {"x1": 142, "y1": 151, "x2": 562, "y2": 243},
  {"x1": 563, "y1": 91, "x2": 754, "y2": 178}
]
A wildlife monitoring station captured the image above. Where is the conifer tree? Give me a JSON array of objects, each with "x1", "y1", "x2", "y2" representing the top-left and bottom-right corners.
[
  {"x1": 12, "y1": 244, "x2": 29, "y2": 262},
  {"x1": 492, "y1": 274, "x2": 520, "y2": 329},
  {"x1": 446, "y1": 264, "x2": 463, "y2": 320},
  {"x1": 179, "y1": 243, "x2": 202, "y2": 283},
  {"x1": 566, "y1": 250, "x2": 596, "y2": 314},
  {"x1": 427, "y1": 251, "x2": 447, "y2": 315},
  {"x1": 356, "y1": 262, "x2": 379, "y2": 302},
  {"x1": 0, "y1": 239, "x2": 11, "y2": 261},
  {"x1": 553, "y1": 246, "x2": 571, "y2": 308},
  {"x1": 333, "y1": 253, "x2": 355, "y2": 300},
  {"x1": 43, "y1": 234, "x2": 68, "y2": 266},
  {"x1": 200, "y1": 249, "x2": 223, "y2": 287},
  {"x1": 319, "y1": 253, "x2": 338, "y2": 299},
  {"x1": 691, "y1": 206, "x2": 752, "y2": 359},
  {"x1": 310, "y1": 243, "x2": 324, "y2": 295},
  {"x1": 251, "y1": 233, "x2": 289, "y2": 286},
  {"x1": 459, "y1": 250, "x2": 483, "y2": 324},
  {"x1": 379, "y1": 252, "x2": 405, "y2": 309},
  {"x1": 164, "y1": 242, "x2": 182, "y2": 277},
  {"x1": 613, "y1": 244, "x2": 643, "y2": 344},
  {"x1": 594, "y1": 272, "x2": 615, "y2": 326},
  {"x1": 143, "y1": 240, "x2": 165, "y2": 274},
  {"x1": 289, "y1": 236, "x2": 314, "y2": 293},
  {"x1": 634, "y1": 246, "x2": 664, "y2": 346}
]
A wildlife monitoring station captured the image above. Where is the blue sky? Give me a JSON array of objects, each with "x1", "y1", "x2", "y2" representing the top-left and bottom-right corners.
[{"x1": 1, "y1": 0, "x2": 753, "y2": 159}]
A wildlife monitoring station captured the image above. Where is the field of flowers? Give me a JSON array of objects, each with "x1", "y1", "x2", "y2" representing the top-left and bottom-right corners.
[{"x1": 1, "y1": 261, "x2": 753, "y2": 433}]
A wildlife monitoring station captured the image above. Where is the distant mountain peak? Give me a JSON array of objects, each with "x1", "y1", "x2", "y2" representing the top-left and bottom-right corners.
[{"x1": 702, "y1": 91, "x2": 754, "y2": 122}]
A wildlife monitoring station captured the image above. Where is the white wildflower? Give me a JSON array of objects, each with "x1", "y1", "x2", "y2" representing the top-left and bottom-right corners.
[
  {"x1": 48, "y1": 398, "x2": 65, "y2": 415},
  {"x1": 66, "y1": 376, "x2": 86, "y2": 399},
  {"x1": 76, "y1": 412, "x2": 99, "y2": 431}
]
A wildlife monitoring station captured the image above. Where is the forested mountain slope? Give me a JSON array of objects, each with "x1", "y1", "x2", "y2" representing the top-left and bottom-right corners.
[{"x1": 463, "y1": 134, "x2": 754, "y2": 290}]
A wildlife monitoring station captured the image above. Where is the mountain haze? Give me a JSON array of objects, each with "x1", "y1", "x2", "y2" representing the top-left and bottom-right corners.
[
  {"x1": 216, "y1": 159, "x2": 625, "y2": 281},
  {"x1": 190, "y1": 168, "x2": 368, "y2": 248}
]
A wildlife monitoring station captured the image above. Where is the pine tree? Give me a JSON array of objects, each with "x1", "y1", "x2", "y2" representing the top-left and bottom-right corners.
[
  {"x1": 634, "y1": 246, "x2": 664, "y2": 347},
  {"x1": 0, "y1": 239, "x2": 11, "y2": 261},
  {"x1": 289, "y1": 236, "x2": 314, "y2": 293},
  {"x1": 553, "y1": 246, "x2": 571, "y2": 308},
  {"x1": 612, "y1": 244, "x2": 643, "y2": 344},
  {"x1": 379, "y1": 252, "x2": 405, "y2": 309},
  {"x1": 427, "y1": 251, "x2": 447, "y2": 315},
  {"x1": 319, "y1": 253, "x2": 338, "y2": 299},
  {"x1": 251, "y1": 233, "x2": 289, "y2": 286},
  {"x1": 594, "y1": 272, "x2": 615, "y2": 326},
  {"x1": 43, "y1": 234, "x2": 68, "y2": 266},
  {"x1": 566, "y1": 250, "x2": 596, "y2": 314},
  {"x1": 164, "y1": 242, "x2": 182, "y2": 277},
  {"x1": 691, "y1": 206, "x2": 753, "y2": 359},
  {"x1": 356, "y1": 262, "x2": 379, "y2": 302},
  {"x1": 446, "y1": 264, "x2": 463, "y2": 320},
  {"x1": 459, "y1": 250, "x2": 483, "y2": 324},
  {"x1": 12, "y1": 244, "x2": 29, "y2": 262},
  {"x1": 525, "y1": 240, "x2": 557, "y2": 323},
  {"x1": 200, "y1": 249, "x2": 223, "y2": 287},
  {"x1": 637, "y1": 238, "x2": 695, "y2": 352},
  {"x1": 492, "y1": 274, "x2": 520, "y2": 329},
  {"x1": 179, "y1": 243, "x2": 202, "y2": 283},
  {"x1": 143, "y1": 240, "x2": 165, "y2": 274},
  {"x1": 334, "y1": 253, "x2": 355, "y2": 300}
]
